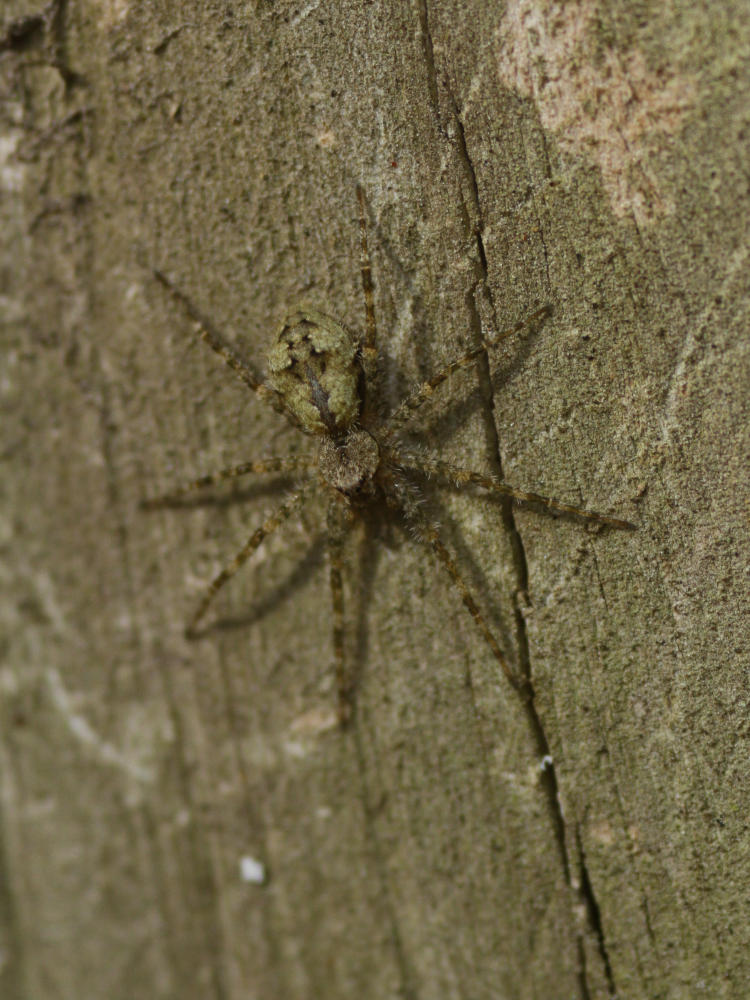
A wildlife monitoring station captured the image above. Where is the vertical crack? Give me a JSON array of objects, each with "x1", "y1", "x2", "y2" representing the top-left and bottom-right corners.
[
  {"x1": 576, "y1": 826, "x2": 617, "y2": 996},
  {"x1": 443, "y1": 80, "x2": 617, "y2": 998},
  {"x1": 414, "y1": 5, "x2": 618, "y2": 993},
  {"x1": 415, "y1": 0, "x2": 446, "y2": 135}
]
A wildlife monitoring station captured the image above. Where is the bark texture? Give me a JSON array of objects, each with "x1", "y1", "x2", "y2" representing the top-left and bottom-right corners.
[{"x1": 1, "y1": 1, "x2": 748, "y2": 998}]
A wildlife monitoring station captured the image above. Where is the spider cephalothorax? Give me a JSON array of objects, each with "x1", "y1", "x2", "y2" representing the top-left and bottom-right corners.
[
  {"x1": 318, "y1": 430, "x2": 381, "y2": 499},
  {"x1": 146, "y1": 187, "x2": 633, "y2": 724}
]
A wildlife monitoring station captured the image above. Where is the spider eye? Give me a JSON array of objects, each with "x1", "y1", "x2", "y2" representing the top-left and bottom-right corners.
[{"x1": 267, "y1": 309, "x2": 362, "y2": 435}]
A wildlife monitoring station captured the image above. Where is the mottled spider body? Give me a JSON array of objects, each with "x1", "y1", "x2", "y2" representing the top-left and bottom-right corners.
[
  {"x1": 145, "y1": 188, "x2": 633, "y2": 724},
  {"x1": 318, "y1": 429, "x2": 381, "y2": 499},
  {"x1": 267, "y1": 309, "x2": 364, "y2": 437},
  {"x1": 266, "y1": 307, "x2": 383, "y2": 501}
]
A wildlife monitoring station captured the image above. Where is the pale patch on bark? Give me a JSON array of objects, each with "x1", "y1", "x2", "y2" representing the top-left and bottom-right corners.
[{"x1": 495, "y1": 0, "x2": 694, "y2": 225}]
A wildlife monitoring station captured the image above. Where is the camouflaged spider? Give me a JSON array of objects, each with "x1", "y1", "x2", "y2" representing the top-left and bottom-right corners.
[{"x1": 144, "y1": 187, "x2": 633, "y2": 725}]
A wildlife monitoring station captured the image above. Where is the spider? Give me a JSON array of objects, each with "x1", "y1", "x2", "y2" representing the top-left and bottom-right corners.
[{"x1": 143, "y1": 187, "x2": 633, "y2": 725}]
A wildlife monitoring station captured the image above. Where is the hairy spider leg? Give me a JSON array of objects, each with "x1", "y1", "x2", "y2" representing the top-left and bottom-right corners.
[
  {"x1": 380, "y1": 304, "x2": 552, "y2": 439},
  {"x1": 184, "y1": 483, "x2": 314, "y2": 638},
  {"x1": 386, "y1": 472, "x2": 525, "y2": 696},
  {"x1": 355, "y1": 185, "x2": 379, "y2": 423},
  {"x1": 327, "y1": 497, "x2": 355, "y2": 724},
  {"x1": 153, "y1": 268, "x2": 299, "y2": 428},
  {"x1": 141, "y1": 456, "x2": 315, "y2": 508},
  {"x1": 397, "y1": 458, "x2": 635, "y2": 530}
]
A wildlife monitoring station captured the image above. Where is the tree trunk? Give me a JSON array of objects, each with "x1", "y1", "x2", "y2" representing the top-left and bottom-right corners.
[{"x1": 2, "y1": 2, "x2": 747, "y2": 997}]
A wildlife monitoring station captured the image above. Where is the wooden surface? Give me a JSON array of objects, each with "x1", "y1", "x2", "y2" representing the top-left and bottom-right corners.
[{"x1": 1, "y1": 1, "x2": 748, "y2": 997}]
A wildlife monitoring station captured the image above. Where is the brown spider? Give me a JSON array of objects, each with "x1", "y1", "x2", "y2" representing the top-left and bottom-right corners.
[{"x1": 144, "y1": 187, "x2": 633, "y2": 725}]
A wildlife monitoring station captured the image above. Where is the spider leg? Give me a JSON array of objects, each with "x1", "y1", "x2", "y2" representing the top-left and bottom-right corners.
[
  {"x1": 141, "y1": 456, "x2": 315, "y2": 508},
  {"x1": 399, "y1": 458, "x2": 635, "y2": 530},
  {"x1": 485, "y1": 304, "x2": 551, "y2": 348},
  {"x1": 327, "y1": 496, "x2": 355, "y2": 725},
  {"x1": 153, "y1": 268, "x2": 298, "y2": 427},
  {"x1": 185, "y1": 482, "x2": 313, "y2": 638},
  {"x1": 356, "y1": 185, "x2": 377, "y2": 366},
  {"x1": 388, "y1": 475, "x2": 525, "y2": 697},
  {"x1": 381, "y1": 304, "x2": 551, "y2": 439},
  {"x1": 356, "y1": 185, "x2": 379, "y2": 422}
]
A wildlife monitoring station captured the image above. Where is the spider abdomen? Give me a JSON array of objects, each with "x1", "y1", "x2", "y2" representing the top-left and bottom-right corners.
[{"x1": 267, "y1": 309, "x2": 363, "y2": 435}]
